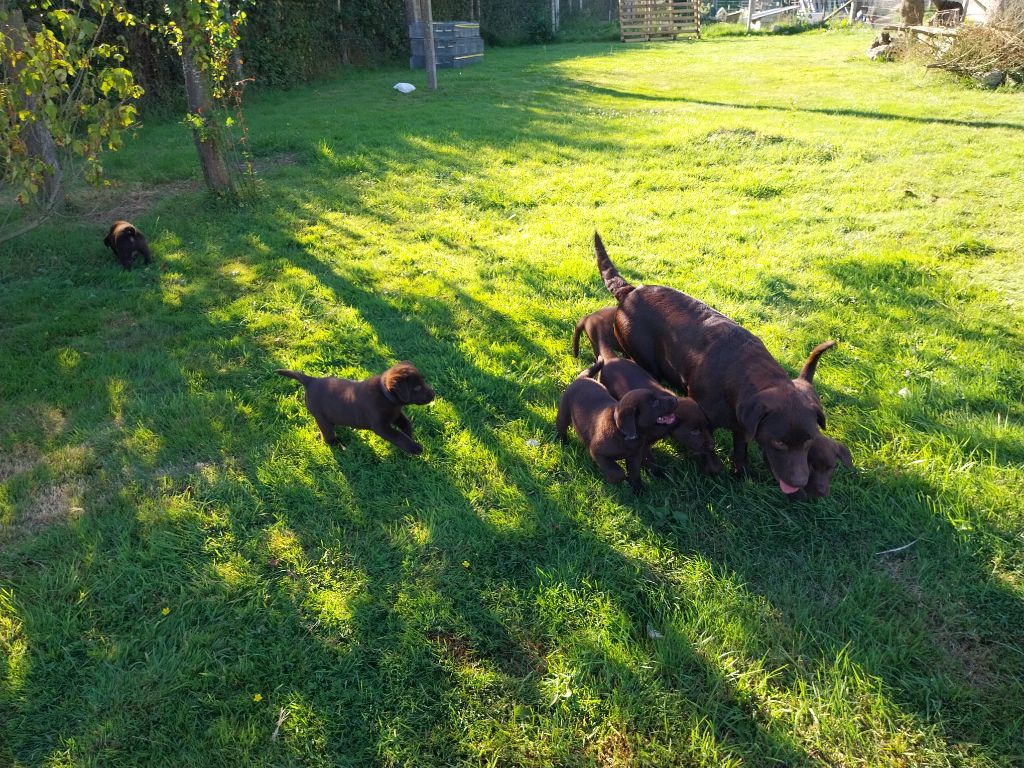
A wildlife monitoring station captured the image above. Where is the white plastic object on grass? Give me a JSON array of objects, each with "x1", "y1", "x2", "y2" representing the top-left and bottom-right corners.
[{"x1": 393, "y1": 82, "x2": 416, "y2": 94}]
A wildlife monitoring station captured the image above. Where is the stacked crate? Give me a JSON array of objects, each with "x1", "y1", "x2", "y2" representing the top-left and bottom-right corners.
[{"x1": 409, "y1": 22, "x2": 484, "y2": 69}]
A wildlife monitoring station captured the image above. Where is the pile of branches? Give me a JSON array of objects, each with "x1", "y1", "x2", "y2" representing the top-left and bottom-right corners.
[{"x1": 930, "y1": 0, "x2": 1024, "y2": 82}]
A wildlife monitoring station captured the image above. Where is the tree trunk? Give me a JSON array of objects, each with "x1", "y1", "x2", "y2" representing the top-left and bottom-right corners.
[
  {"x1": 420, "y1": 0, "x2": 437, "y2": 90},
  {"x1": 181, "y1": 37, "x2": 232, "y2": 194},
  {"x1": 900, "y1": 0, "x2": 924, "y2": 24},
  {"x1": 4, "y1": 10, "x2": 64, "y2": 211}
]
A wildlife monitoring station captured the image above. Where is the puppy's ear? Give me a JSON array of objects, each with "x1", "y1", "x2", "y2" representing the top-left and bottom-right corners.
[
  {"x1": 736, "y1": 395, "x2": 767, "y2": 443},
  {"x1": 798, "y1": 340, "x2": 837, "y2": 383},
  {"x1": 614, "y1": 402, "x2": 639, "y2": 440},
  {"x1": 835, "y1": 441, "x2": 854, "y2": 469},
  {"x1": 103, "y1": 231, "x2": 113, "y2": 248}
]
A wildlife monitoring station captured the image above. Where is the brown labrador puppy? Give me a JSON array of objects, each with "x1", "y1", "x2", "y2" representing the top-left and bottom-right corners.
[
  {"x1": 572, "y1": 307, "x2": 622, "y2": 361},
  {"x1": 598, "y1": 357, "x2": 723, "y2": 476},
  {"x1": 104, "y1": 220, "x2": 152, "y2": 270},
  {"x1": 595, "y1": 232, "x2": 835, "y2": 495},
  {"x1": 276, "y1": 362, "x2": 435, "y2": 454},
  {"x1": 787, "y1": 434, "x2": 853, "y2": 500},
  {"x1": 556, "y1": 358, "x2": 679, "y2": 493}
]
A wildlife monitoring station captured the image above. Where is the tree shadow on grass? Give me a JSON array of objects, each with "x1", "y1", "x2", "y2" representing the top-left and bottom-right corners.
[
  {"x1": 3, "y1": 40, "x2": 1024, "y2": 765},
  {"x1": 572, "y1": 83, "x2": 1024, "y2": 133}
]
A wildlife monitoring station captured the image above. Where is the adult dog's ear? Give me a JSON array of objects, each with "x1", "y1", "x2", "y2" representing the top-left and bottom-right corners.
[
  {"x1": 736, "y1": 395, "x2": 767, "y2": 443},
  {"x1": 613, "y1": 402, "x2": 639, "y2": 440},
  {"x1": 835, "y1": 440, "x2": 854, "y2": 469},
  {"x1": 103, "y1": 230, "x2": 113, "y2": 249},
  {"x1": 798, "y1": 340, "x2": 837, "y2": 383}
]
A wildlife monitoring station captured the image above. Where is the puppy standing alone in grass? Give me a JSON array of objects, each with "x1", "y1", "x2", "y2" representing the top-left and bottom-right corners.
[
  {"x1": 103, "y1": 220, "x2": 152, "y2": 269},
  {"x1": 276, "y1": 362, "x2": 435, "y2": 455},
  {"x1": 556, "y1": 358, "x2": 679, "y2": 493}
]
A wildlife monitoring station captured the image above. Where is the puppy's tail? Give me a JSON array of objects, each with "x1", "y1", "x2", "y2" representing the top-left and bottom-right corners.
[
  {"x1": 275, "y1": 369, "x2": 312, "y2": 386},
  {"x1": 797, "y1": 341, "x2": 837, "y2": 383},
  {"x1": 595, "y1": 232, "x2": 634, "y2": 304},
  {"x1": 571, "y1": 317, "x2": 586, "y2": 358},
  {"x1": 577, "y1": 356, "x2": 605, "y2": 380}
]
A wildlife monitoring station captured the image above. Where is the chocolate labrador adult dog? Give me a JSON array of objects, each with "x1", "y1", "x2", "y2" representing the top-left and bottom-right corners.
[
  {"x1": 104, "y1": 220, "x2": 152, "y2": 270},
  {"x1": 595, "y1": 232, "x2": 837, "y2": 495},
  {"x1": 572, "y1": 307, "x2": 621, "y2": 361},
  {"x1": 276, "y1": 362, "x2": 435, "y2": 454},
  {"x1": 598, "y1": 357, "x2": 723, "y2": 476},
  {"x1": 556, "y1": 358, "x2": 678, "y2": 493}
]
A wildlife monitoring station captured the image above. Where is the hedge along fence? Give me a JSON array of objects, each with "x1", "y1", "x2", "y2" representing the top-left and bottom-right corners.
[
  {"x1": 119, "y1": 0, "x2": 402, "y2": 111},
  {"x1": 118, "y1": 0, "x2": 556, "y2": 113}
]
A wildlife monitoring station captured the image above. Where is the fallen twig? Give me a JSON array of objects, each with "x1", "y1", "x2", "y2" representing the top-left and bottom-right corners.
[{"x1": 875, "y1": 539, "x2": 919, "y2": 556}]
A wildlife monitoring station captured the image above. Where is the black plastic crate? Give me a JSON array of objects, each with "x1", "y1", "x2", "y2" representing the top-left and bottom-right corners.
[{"x1": 409, "y1": 20, "x2": 483, "y2": 70}]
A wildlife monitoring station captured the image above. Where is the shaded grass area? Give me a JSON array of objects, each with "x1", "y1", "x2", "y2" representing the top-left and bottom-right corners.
[{"x1": 2, "y1": 29, "x2": 1024, "y2": 767}]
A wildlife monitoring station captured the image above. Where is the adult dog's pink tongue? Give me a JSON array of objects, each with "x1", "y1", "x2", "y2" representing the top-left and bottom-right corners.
[{"x1": 779, "y1": 479, "x2": 802, "y2": 494}]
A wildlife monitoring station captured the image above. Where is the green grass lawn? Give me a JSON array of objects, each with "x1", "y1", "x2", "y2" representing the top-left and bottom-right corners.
[{"x1": 2, "y1": 28, "x2": 1023, "y2": 767}]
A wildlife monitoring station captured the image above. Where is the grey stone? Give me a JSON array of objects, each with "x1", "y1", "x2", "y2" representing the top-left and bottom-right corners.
[{"x1": 977, "y1": 70, "x2": 1006, "y2": 88}]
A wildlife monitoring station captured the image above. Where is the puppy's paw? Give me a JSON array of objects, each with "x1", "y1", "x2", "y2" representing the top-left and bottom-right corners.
[
  {"x1": 629, "y1": 479, "x2": 644, "y2": 494},
  {"x1": 406, "y1": 442, "x2": 424, "y2": 456}
]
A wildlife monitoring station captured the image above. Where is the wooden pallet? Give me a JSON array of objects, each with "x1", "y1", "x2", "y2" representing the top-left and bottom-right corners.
[{"x1": 619, "y1": 0, "x2": 700, "y2": 41}]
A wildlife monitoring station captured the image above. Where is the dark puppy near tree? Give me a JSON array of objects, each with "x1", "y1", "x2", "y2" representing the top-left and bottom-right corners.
[
  {"x1": 556, "y1": 358, "x2": 679, "y2": 493},
  {"x1": 276, "y1": 362, "x2": 435, "y2": 455},
  {"x1": 595, "y1": 232, "x2": 839, "y2": 496},
  {"x1": 599, "y1": 357, "x2": 723, "y2": 476},
  {"x1": 572, "y1": 306, "x2": 622, "y2": 361},
  {"x1": 104, "y1": 220, "x2": 152, "y2": 269}
]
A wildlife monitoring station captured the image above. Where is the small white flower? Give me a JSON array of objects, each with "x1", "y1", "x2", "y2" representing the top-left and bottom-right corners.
[
  {"x1": 898, "y1": 387, "x2": 911, "y2": 398},
  {"x1": 526, "y1": 439, "x2": 540, "y2": 448}
]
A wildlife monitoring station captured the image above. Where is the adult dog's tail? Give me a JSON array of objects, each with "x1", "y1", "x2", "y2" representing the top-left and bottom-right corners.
[
  {"x1": 595, "y1": 232, "x2": 634, "y2": 304},
  {"x1": 797, "y1": 341, "x2": 837, "y2": 383},
  {"x1": 275, "y1": 369, "x2": 313, "y2": 386}
]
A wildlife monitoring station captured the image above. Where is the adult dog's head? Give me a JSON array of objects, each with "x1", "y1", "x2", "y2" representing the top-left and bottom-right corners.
[
  {"x1": 736, "y1": 341, "x2": 835, "y2": 494},
  {"x1": 381, "y1": 362, "x2": 435, "y2": 405},
  {"x1": 614, "y1": 389, "x2": 678, "y2": 441}
]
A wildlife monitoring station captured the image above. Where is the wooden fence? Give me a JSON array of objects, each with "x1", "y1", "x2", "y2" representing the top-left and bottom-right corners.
[{"x1": 619, "y1": 0, "x2": 700, "y2": 41}]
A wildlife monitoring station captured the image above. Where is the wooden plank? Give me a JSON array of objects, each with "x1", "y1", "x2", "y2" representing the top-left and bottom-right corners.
[{"x1": 822, "y1": 0, "x2": 853, "y2": 22}]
